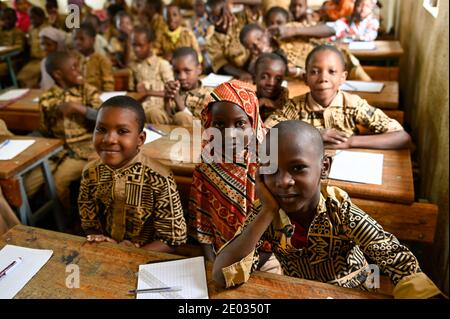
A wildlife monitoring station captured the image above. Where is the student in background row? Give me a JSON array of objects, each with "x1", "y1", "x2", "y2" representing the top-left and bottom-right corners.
[
  {"x1": 265, "y1": 45, "x2": 411, "y2": 150},
  {"x1": 318, "y1": 0, "x2": 355, "y2": 22},
  {"x1": 39, "y1": 26, "x2": 68, "y2": 90},
  {"x1": 108, "y1": 10, "x2": 135, "y2": 68},
  {"x1": 0, "y1": 7, "x2": 25, "y2": 49},
  {"x1": 78, "y1": 96, "x2": 187, "y2": 252}
]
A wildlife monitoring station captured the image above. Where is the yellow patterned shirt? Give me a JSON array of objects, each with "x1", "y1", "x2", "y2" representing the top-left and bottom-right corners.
[
  {"x1": 38, "y1": 83, "x2": 102, "y2": 159},
  {"x1": 154, "y1": 26, "x2": 202, "y2": 62},
  {"x1": 264, "y1": 90, "x2": 403, "y2": 134},
  {"x1": 78, "y1": 152, "x2": 187, "y2": 246},
  {"x1": 78, "y1": 52, "x2": 115, "y2": 92},
  {"x1": 28, "y1": 23, "x2": 48, "y2": 60},
  {"x1": 181, "y1": 83, "x2": 213, "y2": 121},
  {"x1": 220, "y1": 185, "x2": 438, "y2": 298},
  {"x1": 0, "y1": 28, "x2": 25, "y2": 51}
]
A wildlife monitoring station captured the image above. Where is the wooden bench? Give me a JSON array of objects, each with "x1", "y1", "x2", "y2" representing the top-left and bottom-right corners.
[{"x1": 363, "y1": 66, "x2": 399, "y2": 81}]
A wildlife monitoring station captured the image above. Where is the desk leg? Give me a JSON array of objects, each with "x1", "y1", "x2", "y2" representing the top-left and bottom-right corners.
[
  {"x1": 42, "y1": 160, "x2": 65, "y2": 231},
  {"x1": 5, "y1": 56, "x2": 18, "y2": 88},
  {"x1": 17, "y1": 175, "x2": 33, "y2": 225}
]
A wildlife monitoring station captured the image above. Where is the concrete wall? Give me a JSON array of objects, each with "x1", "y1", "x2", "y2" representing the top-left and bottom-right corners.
[{"x1": 398, "y1": 0, "x2": 449, "y2": 294}]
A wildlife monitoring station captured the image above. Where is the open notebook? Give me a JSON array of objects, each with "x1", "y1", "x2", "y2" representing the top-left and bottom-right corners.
[{"x1": 136, "y1": 256, "x2": 208, "y2": 299}]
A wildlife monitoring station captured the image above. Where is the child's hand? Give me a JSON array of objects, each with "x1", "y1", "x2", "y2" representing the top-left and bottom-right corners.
[
  {"x1": 321, "y1": 128, "x2": 351, "y2": 146},
  {"x1": 136, "y1": 83, "x2": 147, "y2": 94},
  {"x1": 255, "y1": 169, "x2": 279, "y2": 214},
  {"x1": 58, "y1": 101, "x2": 86, "y2": 117},
  {"x1": 164, "y1": 80, "x2": 181, "y2": 99},
  {"x1": 237, "y1": 71, "x2": 254, "y2": 83},
  {"x1": 86, "y1": 234, "x2": 117, "y2": 244},
  {"x1": 118, "y1": 240, "x2": 140, "y2": 248}
]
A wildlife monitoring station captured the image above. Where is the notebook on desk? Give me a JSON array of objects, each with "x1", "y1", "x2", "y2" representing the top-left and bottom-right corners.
[
  {"x1": 341, "y1": 81, "x2": 385, "y2": 93},
  {"x1": 201, "y1": 73, "x2": 233, "y2": 87},
  {"x1": 0, "y1": 139, "x2": 35, "y2": 160},
  {"x1": 0, "y1": 89, "x2": 30, "y2": 109},
  {"x1": 135, "y1": 256, "x2": 208, "y2": 299},
  {"x1": 349, "y1": 41, "x2": 377, "y2": 51}
]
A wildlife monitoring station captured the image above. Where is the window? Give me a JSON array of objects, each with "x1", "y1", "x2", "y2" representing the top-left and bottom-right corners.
[{"x1": 423, "y1": 0, "x2": 439, "y2": 18}]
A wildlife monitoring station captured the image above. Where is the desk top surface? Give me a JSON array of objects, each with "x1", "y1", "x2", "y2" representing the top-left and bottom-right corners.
[
  {"x1": 0, "y1": 136, "x2": 63, "y2": 179},
  {"x1": 348, "y1": 40, "x2": 404, "y2": 59},
  {"x1": 1, "y1": 225, "x2": 391, "y2": 299},
  {"x1": 0, "y1": 45, "x2": 22, "y2": 56},
  {"x1": 144, "y1": 125, "x2": 414, "y2": 204},
  {"x1": 287, "y1": 80, "x2": 399, "y2": 109}
]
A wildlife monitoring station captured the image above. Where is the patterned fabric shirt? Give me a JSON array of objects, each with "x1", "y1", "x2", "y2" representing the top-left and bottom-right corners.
[
  {"x1": 258, "y1": 86, "x2": 291, "y2": 122},
  {"x1": 327, "y1": 15, "x2": 380, "y2": 42},
  {"x1": 154, "y1": 26, "x2": 201, "y2": 61},
  {"x1": 78, "y1": 152, "x2": 187, "y2": 247},
  {"x1": 0, "y1": 28, "x2": 25, "y2": 50},
  {"x1": 38, "y1": 83, "x2": 102, "y2": 159},
  {"x1": 78, "y1": 52, "x2": 115, "y2": 92},
  {"x1": 221, "y1": 185, "x2": 424, "y2": 290},
  {"x1": 28, "y1": 23, "x2": 47, "y2": 59},
  {"x1": 264, "y1": 90, "x2": 403, "y2": 134},
  {"x1": 180, "y1": 83, "x2": 214, "y2": 121}
]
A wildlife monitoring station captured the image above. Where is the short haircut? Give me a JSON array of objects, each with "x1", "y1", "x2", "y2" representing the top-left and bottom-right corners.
[
  {"x1": 107, "y1": 3, "x2": 125, "y2": 19},
  {"x1": 239, "y1": 23, "x2": 264, "y2": 46},
  {"x1": 133, "y1": 26, "x2": 155, "y2": 43},
  {"x1": 172, "y1": 47, "x2": 199, "y2": 65},
  {"x1": 99, "y1": 96, "x2": 146, "y2": 132},
  {"x1": 30, "y1": 6, "x2": 46, "y2": 18},
  {"x1": 83, "y1": 13, "x2": 101, "y2": 29},
  {"x1": 45, "y1": 0, "x2": 58, "y2": 9},
  {"x1": 254, "y1": 52, "x2": 288, "y2": 75},
  {"x1": 1, "y1": 8, "x2": 17, "y2": 23},
  {"x1": 305, "y1": 44, "x2": 346, "y2": 70},
  {"x1": 77, "y1": 22, "x2": 97, "y2": 38},
  {"x1": 45, "y1": 51, "x2": 73, "y2": 78},
  {"x1": 264, "y1": 6, "x2": 289, "y2": 24}
]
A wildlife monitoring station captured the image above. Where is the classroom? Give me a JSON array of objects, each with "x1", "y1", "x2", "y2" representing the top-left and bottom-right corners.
[{"x1": 0, "y1": 0, "x2": 448, "y2": 301}]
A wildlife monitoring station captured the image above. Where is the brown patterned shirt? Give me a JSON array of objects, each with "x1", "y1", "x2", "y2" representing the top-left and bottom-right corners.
[
  {"x1": 78, "y1": 52, "x2": 115, "y2": 92},
  {"x1": 154, "y1": 26, "x2": 201, "y2": 62},
  {"x1": 181, "y1": 82, "x2": 213, "y2": 121},
  {"x1": 78, "y1": 152, "x2": 187, "y2": 246}
]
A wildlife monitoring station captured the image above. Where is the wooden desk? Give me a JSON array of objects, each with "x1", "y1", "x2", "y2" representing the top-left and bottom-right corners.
[
  {"x1": 287, "y1": 80, "x2": 399, "y2": 109},
  {"x1": 144, "y1": 126, "x2": 414, "y2": 205},
  {"x1": 0, "y1": 89, "x2": 146, "y2": 131},
  {"x1": 0, "y1": 136, "x2": 64, "y2": 230},
  {"x1": 1, "y1": 225, "x2": 390, "y2": 299},
  {"x1": 348, "y1": 40, "x2": 404, "y2": 60}
]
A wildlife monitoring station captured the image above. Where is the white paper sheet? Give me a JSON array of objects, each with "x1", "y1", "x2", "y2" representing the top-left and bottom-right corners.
[
  {"x1": 329, "y1": 150, "x2": 384, "y2": 185},
  {"x1": 0, "y1": 139, "x2": 35, "y2": 160},
  {"x1": 349, "y1": 41, "x2": 377, "y2": 51},
  {"x1": 0, "y1": 245, "x2": 53, "y2": 299},
  {"x1": 143, "y1": 127, "x2": 163, "y2": 144},
  {"x1": 341, "y1": 81, "x2": 384, "y2": 93},
  {"x1": 201, "y1": 73, "x2": 233, "y2": 87},
  {"x1": 136, "y1": 256, "x2": 208, "y2": 299},
  {"x1": 99, "y1": 91, "x2": 127, "y2": 102},
  {"x1": 0, "y1": 89, "x2": 29, "y2": 101}
]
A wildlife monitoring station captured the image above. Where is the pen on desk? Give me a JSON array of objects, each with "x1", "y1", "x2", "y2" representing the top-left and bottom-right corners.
[
  {"x1": 128, "y1": 286, "x2": 182, "y2": 294},
  {"x1": 147, "y1": 124, "x2": 167, "y2": 136},
  {"x1": 0, "y1": 257, "x2": 22, "y2": 279},
  {"x1": 0, "y1": 139, "x2": 10, "y2": 151}
]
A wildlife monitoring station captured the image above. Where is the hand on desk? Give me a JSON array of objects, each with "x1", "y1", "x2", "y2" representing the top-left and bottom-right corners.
[
  {"x1": 321, "y1": 128, "x2": 352, "y2": 149},
  {"x1": 86, "y1": 235, "x2": 139, "y2": 248}
]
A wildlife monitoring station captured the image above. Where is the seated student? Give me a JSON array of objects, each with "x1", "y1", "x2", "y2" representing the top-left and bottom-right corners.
[
  {"x1": 17, "y1": 6, "x2": 47, "y2": 88},
  {"x1": 264, "y1": 6, "x2": 290, "y2": 28},
  {"x1": 265, "y1": 45, "x2": 411, "y2": 149},
  {"x1": 14, "y1": 0, "x2": 31, "y2": 33},
  {"x1": 82, "y1": 14, "x2": 110, "y2": 55},
  {"x1": 0, "y1": 8, "x2": 25, "y2": 49},
  {"x1": 189, "y1": 80, "x2": 281, "y2": 273},
  {"x1": 288, "y1": 0, "x2": 319, "y2": 25},
  {"x1": 45, "y1": 0, "x2": 68, "y2": 31},
  {"x1": 39, "y1": 26, "x2": 68, "y2": 90},
  {"x1": 74, "y1": 22, "x2": 115, "y2": 92},
  {"x1": 25, "y1": 51, "x2": 102, "y2": 213},
  {"x1": 78, "y1": 95, "x2": 187, "y2": 252},
  {"x1": 212, "y1": 120, "x2": 443, "y2": 298},
  {"x1": 318, "y1": 0, "x2": 355, "y2": 22},
  {"x1": 164, "y1": 47, "x2": 213, "y2": 126},
  {"x1": 108, "y1": 10, "x2": 135, "y2": 68},
  {"x1": 128, "y1": 27, "x2": 174, "y2": 124},
  {"x1": 154, "y1": 4, "x2": 201, "y2": 63},
  {"x1": 272, "y1": 0, "x2": 380, "y2": 42},
  {"x1": 254, "y1": 53, "x2": 290, "y2": 122},
  {"x1": 189, "y1": 0, "x2": 213, "y2": 73},
  {"x1": 240, "y1": 23, "x2": 371, "y2": 81},
  {"x1": 135, "y1": 0, "x2": 166, "y2": 39},
  {"x1": 205, "y1": 0, "x2": 252, "y2": 82}
]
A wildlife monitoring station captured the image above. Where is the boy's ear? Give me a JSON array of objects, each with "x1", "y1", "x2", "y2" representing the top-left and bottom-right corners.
[
  {"x1": 321, "y1": 155, "x2": 332, "y2": 179},
  {"x1": 340, "y1": 70, "x2": 348, "y2": 83},
  {"x1": 138, "y1": 129, "x2": 146, "y2": 148}
]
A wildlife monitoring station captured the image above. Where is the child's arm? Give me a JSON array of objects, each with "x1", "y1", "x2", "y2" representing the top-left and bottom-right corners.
[
  {"x1": 323, "y1": 129, "x2": 412, "y2": 149},
  {"x1": 268, "y1": 24, "x2": 335, "y2": 40},
  {"x1": 164, "y1": 80, "x2": 185, "y2": 112},
  {"x1": 100, "y1": 55, "x2": 115, "y2": 92},
  {"x1": 212, "y1": 172, "x2": 278, "y2": 287}
]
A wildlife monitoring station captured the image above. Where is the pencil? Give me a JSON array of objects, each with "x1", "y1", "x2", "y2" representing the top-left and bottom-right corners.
[{"x1": 128, "y1": 286, "x2": 182, "y2": 294}]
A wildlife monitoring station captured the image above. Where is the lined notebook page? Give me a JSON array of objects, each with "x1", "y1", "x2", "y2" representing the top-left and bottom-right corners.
[{"x1": 137, "y1": 256, "x2": 208, "y2": 299}]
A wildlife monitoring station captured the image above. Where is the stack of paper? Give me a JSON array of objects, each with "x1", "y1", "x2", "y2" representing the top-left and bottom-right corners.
[
  {"x1": 136, "y1": 256, "x2": 208, "y2": 299},
  {"x1": 329, "y1": 150, "x2": 384, "y2": 185},
  {"x1": 341, "y1": 81, "x2": 385, "y2": 93},
  {"x1": 0, "y1": 245, "x2": 53, "y2": 299},
  {"x1": 0, "y1": 89, "x2": 29, "y2": 101},
  {"x1": 0, "y1": 139, "x2": 35, "y2": 160},
  {"x1": 99, "y1": 91, "x2": 127, "y2": 102},
  {"x1": 349, "y1": 41, "x2": 377, "y2": 51},
  {"x1": 201, "y1": 73, "x2": 233, "y2": 87}
]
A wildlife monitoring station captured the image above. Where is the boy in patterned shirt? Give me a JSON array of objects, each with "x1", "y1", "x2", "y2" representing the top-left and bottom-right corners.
[
  {"x1": 164, "y1": 47, "x2": 213, "y2": 126},
  {"x1": 78, "y1": 95, "x2": 187, "y2": 252},
  {"x1": 213, "y1": 120, "x2": 443, "y2": 298}
]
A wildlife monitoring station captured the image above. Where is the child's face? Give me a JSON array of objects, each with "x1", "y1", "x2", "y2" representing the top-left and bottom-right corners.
[
  {"x1": 94, "y1": 107, "x2": 145, "y2": 169},
  {"x1": 15, "y1": 0, "x2": 29, "y2": 12},
  {"x1": 266, "y1": 12, "x2": 287, "y2": 28},
  {"x1": 74, "y1": 30, "x2": 95, "y2": 55},
  {"x1": 255, "y1": 59, "x2": 285, "y2": 100},
  {"x1": 132, "y1": 32, "x2": 152, "y2": 61},
  {"x1": 117, "y1": 16, "x2": 133, "y2": 34},
  {"x1": 210, "y1": 101, "x2": 253, "y2": 153},
  {"x1": 1, "y1": 12, "x2": 16, "y2": 30},
  {"x1": 30, "y1": 11, "x2": 45, "y2": 27},
  {"x1": 167, "y1": 6, "x2": 182, "y2": 31},
  {"x1": 40, "y1": 36, "x2": 58, "y2": 56},
  {"x1": 195, "y1": 0, "x2": 206, "y2": 17},
  {"x1": 355, "y1": 0, "x2": 374, "y2": 20},
  {"x1": 173, "y1": 55, "x2": 201, "y2": 91},
  {"x1": 289, "y1": 0, "x2": 307, "y2": 21},
  {"x1": 305, "y1": 50, "x2": 347, "y2": 105},
  {"x1": 55, "y1": 56, "x2": 84, "y2": 87},
  {"x1": 243, "y1": 28, "x2": 272, "y2": 57},
  {"x1": 262, "y1": 132, "x2": 329, "y2": 215}
]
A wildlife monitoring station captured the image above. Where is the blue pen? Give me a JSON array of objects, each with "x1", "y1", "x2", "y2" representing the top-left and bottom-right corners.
[
  {"x1": 147, "y1": 125, "x2": 167, "y2": 136},
  {"x1": 0, "y1": 139, "x2": 10, "y2": 151}
]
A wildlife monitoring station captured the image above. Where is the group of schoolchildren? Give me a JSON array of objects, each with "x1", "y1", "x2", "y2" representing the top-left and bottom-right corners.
[{"x1": 0, "y1": 0, "x2": 444, "y2": 298}]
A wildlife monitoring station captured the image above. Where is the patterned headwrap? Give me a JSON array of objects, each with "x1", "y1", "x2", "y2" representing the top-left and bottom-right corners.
[{"x1": 201, "y1": 80, "x2": 265, "y2": 144}]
